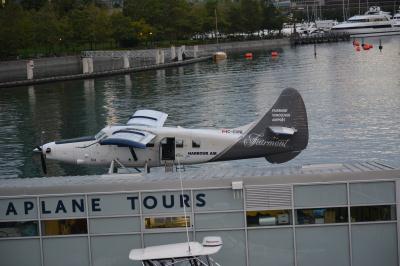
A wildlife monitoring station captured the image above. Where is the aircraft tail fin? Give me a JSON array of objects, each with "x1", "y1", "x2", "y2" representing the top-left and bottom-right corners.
[
  {"x1": 211, "y1": 88, "x2": 308, "y2": 163},
  {"x1": 260, "y1": 88, "x2": 308, "y2": 163},
  {"x1": 262, "y1": 88, "x2": 308, "y2": 163}
]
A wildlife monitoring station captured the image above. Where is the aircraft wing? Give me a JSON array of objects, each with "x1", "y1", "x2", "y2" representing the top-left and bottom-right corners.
[
  {"x1": 127, "y1": 110, "x2": 168, "y2": 128},
  {"x1": 100, "y1": 130, "x2": 156, "y2": 149}
]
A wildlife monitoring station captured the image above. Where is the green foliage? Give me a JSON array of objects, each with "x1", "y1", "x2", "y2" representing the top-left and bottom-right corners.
[
  {"x1": 0, "y1": 0, "x2": 290, "y2": 59},
  {"x1": 261, "y1": 1, "x2": 286, "y2": 33},
  {"x1": 0, "y1": 3, "x2": 31, "y2": 58}
]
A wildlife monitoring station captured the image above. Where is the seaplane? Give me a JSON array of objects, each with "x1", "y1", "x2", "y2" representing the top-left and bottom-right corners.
[{"x1": 33, "y1": 88, "x2": 308, "y2": 174}]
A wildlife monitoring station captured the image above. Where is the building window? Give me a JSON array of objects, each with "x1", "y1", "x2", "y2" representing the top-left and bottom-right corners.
[
  {"x1": 351, "y1": 205, "x2": 396, "y2": 222},
  {"x1": 296, "y1": 207, "x2": 348, "y2": 225},
  {"x1": 0, "y1": 221, "x2": 38, "y2": 238},
  {"x1": 41, "y1": 219, "x2": 87, "y2": 236},
  {"x1": 192, "y1": 140, "x2": 201, "y2": 148},
  {"x1": 144, "y1": 216, "x2": 190, "y2": 229},
  {"x1": 246, "y1": 210, "x2": 292, "y2": 227},
  {"x1": 176, "y1": 139, "x2": 184, "y2": 148}
]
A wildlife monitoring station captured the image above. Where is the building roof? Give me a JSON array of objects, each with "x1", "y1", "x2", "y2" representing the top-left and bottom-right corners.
[{"x1": 0, "y1": 162, "x2": 397, "y2": 197}]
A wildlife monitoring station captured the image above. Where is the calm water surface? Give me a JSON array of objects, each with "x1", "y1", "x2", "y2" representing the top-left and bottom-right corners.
[{"x1": 1, "y1": 36, "x2": 400, "y2": 178}]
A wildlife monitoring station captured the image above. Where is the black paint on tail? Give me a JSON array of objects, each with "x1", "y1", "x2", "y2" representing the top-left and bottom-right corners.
[{"x1": 212, "y1": 88, "x2": 308, "y2": 163}]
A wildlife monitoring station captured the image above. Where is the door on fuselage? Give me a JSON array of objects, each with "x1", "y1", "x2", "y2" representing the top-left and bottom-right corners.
[{"x1": 160, "y1": 137, "x2": 175, "y2": 161}]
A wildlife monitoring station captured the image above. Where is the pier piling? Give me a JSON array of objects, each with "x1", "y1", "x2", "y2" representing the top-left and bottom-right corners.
[
  {"x1": 160, "y1": 50, "x2": 165, "y2": 64},
  {"x1": 123, "y1": 55, "x2": 130, "y2": 69},
  {"x1": 26, "y1": 60, "x2": 34, "y2": 80},
  {"x1": 171, "y1": 46, "x2": 176, "y2": 60},
  {"x1": 82, "y1": 57, "x2": 94, "y2": 74},
  {"x1": 177, "y1": 47, "x2": 183, "y2": 61}
]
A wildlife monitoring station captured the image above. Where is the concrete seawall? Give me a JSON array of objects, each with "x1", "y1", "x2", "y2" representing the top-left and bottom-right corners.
[{"x1": 0, "y1": 38, "x2": 290, "y2": 88}]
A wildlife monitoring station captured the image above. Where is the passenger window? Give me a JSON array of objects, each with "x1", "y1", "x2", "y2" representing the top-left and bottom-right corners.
[
  {"x1": 192, "y1": 140, "x2": 201, "y2": 148},
  {"x1": 176, "y1": 139, "x2": 184, "y2": 148}
]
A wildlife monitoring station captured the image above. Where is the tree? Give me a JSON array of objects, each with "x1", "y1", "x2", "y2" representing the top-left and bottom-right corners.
[
  {"x1": 20, "y1": 0, "x2": 47, "y2": 10},
  {"x1": 261, "y1": 1, "x2": 284, "y2": 33},
  {"x1": 123, "y1": 0, "x2": 164, "y2": 27},
  {"x1": 51, "y1": 0, "x2": 81, "y2": 17},
  {"x1": 69, "y1": 4, "x2": 112, "y2": 49},
  {"x1": 225, "y1": 1, "x2": 243, "y2": 34},
  {"x1": 240, "y1": 0, "x2": 262, "y2": 33},
  {"x1": 31, "y1": 4, "x2": 64, "y2": 51},
  {"x1": 0, "y1": 3, "x2": 32, "y2": 58}
]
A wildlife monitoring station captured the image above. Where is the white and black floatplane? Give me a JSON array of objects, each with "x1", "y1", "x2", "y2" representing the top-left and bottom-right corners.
[
  {"x1": 129, "y1": 236, "x2": 222, "y2": 266},
  {"x1": 34, "y1": 88, "x2": 308, "y2": 174}
]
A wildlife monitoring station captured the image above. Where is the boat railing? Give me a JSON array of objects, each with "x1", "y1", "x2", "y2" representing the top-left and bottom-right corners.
[{"x1": 142, "y1": 255, "x2": 220, "y2": 266}]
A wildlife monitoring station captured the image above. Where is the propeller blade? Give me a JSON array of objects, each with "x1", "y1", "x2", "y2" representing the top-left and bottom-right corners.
[
  {"x1": 40, "y1": 152, "x2": 47, "y2": 175},
  {"x1": 34, "y1": 145, "x2": 47, "y2": 174}
]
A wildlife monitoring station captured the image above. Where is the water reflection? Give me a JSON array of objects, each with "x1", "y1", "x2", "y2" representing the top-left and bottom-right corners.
[{"x1": 0, "y1": 36, "x2": 399, "y2": 178}]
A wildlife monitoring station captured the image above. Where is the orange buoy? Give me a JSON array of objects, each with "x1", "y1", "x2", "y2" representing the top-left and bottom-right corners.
[
  {"x1": 363, "y1": 44, "x2": 370, "y2": 50},
  {"x1": 271, "y1": 51, "x2": 279, "y2": 57},
  {"x1": 245, "y1": 53, "x2": 253, "y2": 59},
  {"x1": 353, "y1": 40, "x2": 360, "y2": 46},
  {"x1": 369, "y1": 44, "x2": 373, "y2": 48},
  {"x1": 356, "y1": 46, "x2": 361, "y2": 51}
]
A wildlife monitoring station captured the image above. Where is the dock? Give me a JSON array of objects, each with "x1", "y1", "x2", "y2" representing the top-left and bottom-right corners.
[{"x1": 290, "y1": 32, "x2": 350, "y2": 45}]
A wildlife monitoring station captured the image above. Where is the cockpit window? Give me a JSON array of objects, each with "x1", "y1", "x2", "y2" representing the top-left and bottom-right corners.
[{"x1": 95, "y1": 131, "x2": 107, "y2": 140}]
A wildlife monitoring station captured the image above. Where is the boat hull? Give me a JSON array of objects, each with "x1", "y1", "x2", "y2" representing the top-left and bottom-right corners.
[{"x1": 331, "y1": 27, "x2": 400, "y2": 37}]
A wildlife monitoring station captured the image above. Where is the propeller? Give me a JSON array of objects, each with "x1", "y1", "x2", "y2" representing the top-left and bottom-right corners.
[{"x1": 33, "y1": 145, "x2": 47, "y2": 175}]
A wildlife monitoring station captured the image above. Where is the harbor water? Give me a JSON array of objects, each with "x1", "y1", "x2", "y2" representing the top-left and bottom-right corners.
[{"x1": 0, "y1": 36, "x2": 399, "y2": 178}]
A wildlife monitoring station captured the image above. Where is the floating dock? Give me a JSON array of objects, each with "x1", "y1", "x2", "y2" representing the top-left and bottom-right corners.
[
  {"x1": 290, "y1": 32, "x2": 351, "y2": 45},
  {"x1": 0, "y1": 161, "x2": 399, "y2": 266}
]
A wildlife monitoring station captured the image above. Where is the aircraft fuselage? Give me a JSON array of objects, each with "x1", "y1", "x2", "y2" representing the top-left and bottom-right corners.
[{"x1": 42, "y1": 126, "x2": 244, "y2": 168}]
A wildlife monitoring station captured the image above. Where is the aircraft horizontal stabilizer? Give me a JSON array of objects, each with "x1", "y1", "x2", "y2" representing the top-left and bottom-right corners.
[
  {"x1": 269, "y1": 126, "x2": 297, "y2": 136},
  {"x1": 100, "y1": 130, "x2": 155, "y2": 149}
]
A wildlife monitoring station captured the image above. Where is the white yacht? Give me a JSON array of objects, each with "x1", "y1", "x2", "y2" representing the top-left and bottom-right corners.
[
  {"x1": 393, "y1": 7, "x2": 400, "y2": 27},
  {"x1": 331, "y1": 6, "x2": 400, "y2": 36}
]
